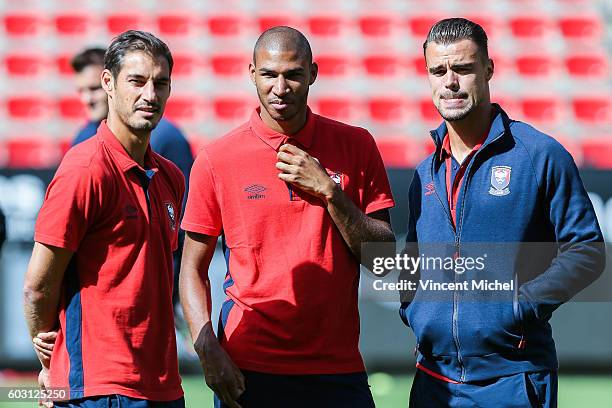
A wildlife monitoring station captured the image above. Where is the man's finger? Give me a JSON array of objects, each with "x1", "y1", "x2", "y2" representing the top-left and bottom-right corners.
[
  {"x1": 276, "y1": 151, "x2": 298, "y2": 165},
  {"x1": 34, "y1": 345, "x2": 52, "y2": 357},
  {"x1": 275, "y1": 162, "x2": 296, "y2": 173},
  {"x1": 36, "y1": 332, "x2": 57, "y2": 341},
  {"x1": 217, "y1": 384, "x2": 241, "y2": 408},
  {"x1": 33, "y1": 338, "x2": 54, "y2": 351},
  {"x1": 279, "y1": 143, "x2": 304, "y2": 155}
]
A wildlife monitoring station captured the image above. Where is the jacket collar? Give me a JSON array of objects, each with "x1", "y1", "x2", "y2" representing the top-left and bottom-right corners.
[
  {"x1": 97, "y1": 120, "x2": 159, "y2": 173},
  {"x1": 249, "y1": 106, "x2": 315, "y2": 151}
]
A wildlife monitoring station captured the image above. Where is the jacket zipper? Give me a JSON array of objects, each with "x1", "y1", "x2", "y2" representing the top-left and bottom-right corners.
[{"x1": 429, "y1": 129, "x2": 508, "y2": 383}]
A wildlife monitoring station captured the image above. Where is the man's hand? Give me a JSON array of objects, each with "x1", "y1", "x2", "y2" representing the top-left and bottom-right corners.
[
  {"x1": 276, "y1": 143, "x2": 337, "y2": 202},
  {"x1": 33, "y1": 331, "x2": 57, "y2": 366},
  {"x1": 37, "y1": 367, "x2": 53, "y2": 407},
  {"x1": 194, "y1": 324, "x2": 245, "y2": 408}
]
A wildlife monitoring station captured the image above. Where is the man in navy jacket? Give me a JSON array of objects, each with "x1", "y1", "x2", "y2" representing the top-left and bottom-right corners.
[{"x1": 402, "y1": 18, "x2": 606, "y2": 407}]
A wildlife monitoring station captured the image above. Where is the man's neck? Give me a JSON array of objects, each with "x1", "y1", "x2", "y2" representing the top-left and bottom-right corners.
[
  {"x1": 259, "y1": 106, "x2": 308, "y2": 136},
  {"x1": 446, "y1": 103, "x2": 493, "y2": 163},
  {"x1": 106, "y1": 114, "x2": 150, "y2": 168}
]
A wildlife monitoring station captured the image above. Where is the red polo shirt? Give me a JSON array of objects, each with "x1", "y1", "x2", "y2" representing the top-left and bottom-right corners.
[
  {"x1": 182, "y1": 107, "x2": 395, "y2": 374},
  {"x1": 34, "y1": 121, "x2": 184, "y2": 401}
]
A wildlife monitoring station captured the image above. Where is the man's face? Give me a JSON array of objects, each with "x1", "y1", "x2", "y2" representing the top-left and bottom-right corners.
[
  {"x1": 103, "y1": 51, "x2": 171, "y2": 133},
  {"x1": 75, "y1": 65, "x2": 108, "y2": 122},
  {"x1": 425, "y1": 39, "x2": 493, "y2": 122},
  {"x1": 250, "y1": 47, "x2": 317, "y2": 124}
]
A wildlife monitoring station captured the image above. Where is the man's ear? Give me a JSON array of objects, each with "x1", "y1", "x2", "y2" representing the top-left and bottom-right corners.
[
  {"x1": 101, "y1": 69, "x2": 114, "y2": 96},
  {"x1": 486, "y1": 58, "x2": 494, "y2": 81},
  {"x1": 249, "y1": 62, "x2": 256, "y2": 85},
  {"x1": 309, "y1": 62, "x2": 318, "y2": 85}
]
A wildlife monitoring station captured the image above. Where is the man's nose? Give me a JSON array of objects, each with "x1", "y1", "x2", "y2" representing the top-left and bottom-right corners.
[
  {"x1": 273, "y1": 75, "x2": 289, "y2": 96},
  {"x1": 444, "y1": 71, "x2": 459, "y2": 91}
]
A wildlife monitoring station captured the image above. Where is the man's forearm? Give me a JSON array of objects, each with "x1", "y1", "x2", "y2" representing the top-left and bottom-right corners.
[
  {"x1": 325, "y1": 184, "x2": 394, "y2": 261},
  {"x1": 23, "y1": 289, "x2": 60, "y2": 339}
]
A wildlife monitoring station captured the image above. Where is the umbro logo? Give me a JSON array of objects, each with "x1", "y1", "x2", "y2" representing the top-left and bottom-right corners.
[{"x1": 244, "y1": 184, "x2": 266, "y2": 200}]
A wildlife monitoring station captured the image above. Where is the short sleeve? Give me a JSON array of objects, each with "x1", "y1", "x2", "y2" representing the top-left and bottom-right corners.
[
  {"x1": 181, "y1": 148, "x2": 223, "y2": 236},
  {"x1": 361, "y1": 131, "x2": 395, "y2": 214},
  {"x1": 34, "y1": 165, "x2": 98, "y2": 252}
]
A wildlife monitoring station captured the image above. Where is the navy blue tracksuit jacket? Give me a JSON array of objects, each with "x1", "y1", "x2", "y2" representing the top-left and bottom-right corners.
[{"x1": 400, "y1": 104, "x2": 606, "y2": 383}]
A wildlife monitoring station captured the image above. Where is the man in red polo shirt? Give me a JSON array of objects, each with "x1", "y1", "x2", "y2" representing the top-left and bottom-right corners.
[
  {"x1": 23, "y1": 31, "x2": 185, "y2": 407},
  {"x1": 180, "y1": 26, "x2": 395, "y2": 408}
]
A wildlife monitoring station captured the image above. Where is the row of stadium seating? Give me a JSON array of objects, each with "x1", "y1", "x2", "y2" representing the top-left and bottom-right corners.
[
  {"x1": 2, "y1": 94, "x2": 609, "y2": 126},
  {"x1": 1, "y1": 12, "x2": 604, "y2": 42},
  {"x1": 2, "y1": 51, "x2": 609, "y2": 79},
  {"x1": 1, "y1": 134, "x2": 610, "y2": 169}
]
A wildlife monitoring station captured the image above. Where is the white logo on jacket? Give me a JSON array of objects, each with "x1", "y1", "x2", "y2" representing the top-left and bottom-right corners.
[{"x1": 489, "y1": 166, "x2": 511, "y2": 196}]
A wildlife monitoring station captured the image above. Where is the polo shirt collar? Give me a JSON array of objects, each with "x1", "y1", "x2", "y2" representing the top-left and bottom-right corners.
[
  {"x1": 249, "y1": 106, "x2": 315, "y2": 151},
  {"x1": 97, "y1": 120, "x2": 159, "y2": 173}
]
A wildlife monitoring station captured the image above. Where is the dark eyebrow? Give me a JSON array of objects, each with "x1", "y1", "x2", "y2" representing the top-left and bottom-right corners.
[
  {"x1": 450, "y1": 63, "x2": 474, "y2": 70},
  {"x1": 428, "y1": 65, "x2": 445, "y2": 74},
  {"x1": 125, "y1": 74, "x2": 170, "y2": 82}
]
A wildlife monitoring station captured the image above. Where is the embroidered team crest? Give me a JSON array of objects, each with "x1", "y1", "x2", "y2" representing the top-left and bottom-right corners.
[
  {"x1": 165, "y1": 202, "x2": 177, "y2": 231},
  {"x1": 489, "y1": 166, "x2": 511, "y2": 196}
]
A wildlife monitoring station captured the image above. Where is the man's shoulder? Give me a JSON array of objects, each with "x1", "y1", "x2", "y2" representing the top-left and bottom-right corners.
[
  {"x1": 315, "y1": 114, "x2": 371, "y2": 140},
  {"x1": 204, "y1": 121, "x2": 253, "y2": 153},
  {"x1": 508, "y1": 120, "x2": 572, "y2": 161}
]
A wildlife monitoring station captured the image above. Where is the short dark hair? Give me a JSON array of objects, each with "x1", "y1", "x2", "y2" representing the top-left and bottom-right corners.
[
  {"x1": 71, "y1": 47, "x2": 106, "y2": 73},
  {"x1": 104, "y1": 30, "x2": 173, "y2": 78},
  {"x1": 423, "y1": 18, "x2": 489, "y2": 60}
]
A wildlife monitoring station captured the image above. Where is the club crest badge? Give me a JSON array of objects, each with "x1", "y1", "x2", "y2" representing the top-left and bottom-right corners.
[
  {"x1": 489, "y1": 166, "x2": 511, "y2": 196},
  {"x1": 165, "y1": 202, "x2": 177, "y2": 231}
]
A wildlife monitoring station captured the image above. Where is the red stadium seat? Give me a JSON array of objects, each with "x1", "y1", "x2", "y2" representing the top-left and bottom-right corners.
[
  {"x1": 106, "y1": 13, "x2": 146, "y2": 35},
  {"x1": 165, "y1": 95, "x2": 203, "y2": 122},
  {"x1": 306, "y1": 15, "x2": 345, "y2": 38},
  {"x1": 206, "y1": 14, "x2": 250, "y2": 37},
  {"x1": 54, "y1": 13, "x2": 94, "y2": 36},
  {"x1": 572, "y1": 96, "x2": 611, "y2": 125},
  {"x1": 0, "y1": 141, "x2": 7, "y2": 167},
  {"x1": 418, "y1": 97, "x2": 441, "y2": 124},
  {"x1": 257, "y1": 15, "x2": 300, "y2": 33},
  {"x1": 210, "y1": 54, "x2": 250, "y2": 77},
  {"x1": 6, "y1": 95, "x2": 52, "y2": 120},
  {"x1": 558, "y1": 15, "x2": 602, "y2": 41},
  {"x1": 313, "y1": 96, "x2": 359, "y2": 122},
  {"x1": 6, "y1": 138, "x2": 62, "y2": 168},
  {"x1": 565, "y1": 54, "x2": 609, "y2": 78},
  {"x1": 463, "y1": 14, "x2": 500, "y2": 39},
  {"x1": 376, "y1": 137, "x2": 425, "y2": 168},
  {"x1": 4, "y1": 54, "x2": 47, "y2": 77},
  {"x1": 172, "y1": 53, "x2": 200, "y2": 77},
  {"x1": 515, "y1": 55, "x2": 556, "y2": 77},
  {"x1": 519, "y1": 97, "x2": 561, "y2": 125},
  {"x1": 581, "y1": 138, "x2": 612, "y2": 168},
  {"x1": 212, "y1": 95, "x2": 254, "y2": 122},
  {"x1": 3, "y1": 13, "x2": 45, "y2": 37},
  {"x1": 358, "y1": 14, "x2": 398, "y2": 38},
  {"x1": 315, "y1": 54, "x2": 352, "y2": 78},
  {"x1": 157, "y1": 13, "x2": 195, "y2": 36},
  {"x1": 409, "y1": 55, "x2": 428, "y2": 77},
  {"x1": 367, "y1": 96, "x2": 411, "y2": 123},
  {"x1": 57, "y1": 96, "x2": 86, "y2": 121},
  {"x1": 508, "y1": 16, "x2": 551, "y2": 39},
  {"x1": 362, "y1": 54, "x2": 406, "y2": 77},
  {"x1": 55, "y1": 54, "x2": 73, "y2": 76},
  {"x1": 407, "y1": 15, "x2": 443, "y2": 38}
]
